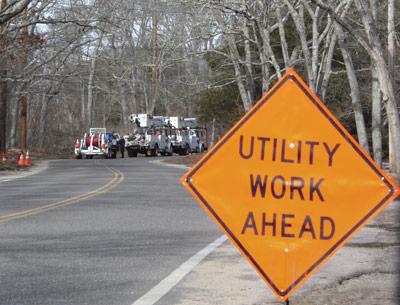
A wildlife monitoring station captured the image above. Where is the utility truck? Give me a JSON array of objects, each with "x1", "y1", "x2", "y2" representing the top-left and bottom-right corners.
[
  {"x1": 127, "y1": 114, "x2": 173, "y2": 157},
  {"x1": 74, "y1": 128, "x2": 109, "y2": 159},
  {"x1": 167, "y1": 117, "x2": 207, "y2": 154}
]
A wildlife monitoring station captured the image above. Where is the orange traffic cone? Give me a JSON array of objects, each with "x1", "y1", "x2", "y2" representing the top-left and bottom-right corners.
[
  {"x1": 17, "y1": 152, "x2": 24, "y2": 167},
  {"x1": 1, "y1": 152, "x2": 7, "y2": 165},
  {"x1": 24, "y1": 151, "x2": 31, "y2": 167}
]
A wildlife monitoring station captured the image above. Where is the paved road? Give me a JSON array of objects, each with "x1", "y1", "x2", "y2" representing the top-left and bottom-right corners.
[{"x1": 0, "y1": 158, "x2": 221, "y2": 305}]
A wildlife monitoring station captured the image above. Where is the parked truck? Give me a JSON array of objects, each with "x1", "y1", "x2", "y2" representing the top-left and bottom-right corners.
[
  {"x1": 167, "y1": 117, "x2": 207, "y2": 154},
  {"x1": 127, "y1": 114, "x2": 173, "y2": 157},
  {"x1": 74, "y1": 128, "x2": 109, "y2": 159}
]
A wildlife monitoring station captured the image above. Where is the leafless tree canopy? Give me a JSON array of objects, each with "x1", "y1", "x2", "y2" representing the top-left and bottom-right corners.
[{"x1": 0, "y1": 0, "x2": 399, "y2": 173}]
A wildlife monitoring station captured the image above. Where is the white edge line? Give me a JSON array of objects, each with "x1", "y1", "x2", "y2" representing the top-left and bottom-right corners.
[
  {"x1": 131, "y1": 235, "x2": 228, "y2": 305},
  {"x1": 149, "y1": 159, "x2": 190, "y2": 170}
]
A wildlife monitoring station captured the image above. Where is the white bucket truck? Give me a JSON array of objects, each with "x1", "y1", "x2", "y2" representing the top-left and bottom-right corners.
[{"x1": 127, "y1": 114, "x2": 173, "y2": 156}]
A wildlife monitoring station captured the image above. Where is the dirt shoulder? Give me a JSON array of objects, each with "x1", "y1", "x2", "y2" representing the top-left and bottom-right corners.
[
  {"x1": 162, "y1": 153, "x2": 205, "y2": 167},
  {"x1": 0, "y1": 149, "x2": 69, "y2": 176}
]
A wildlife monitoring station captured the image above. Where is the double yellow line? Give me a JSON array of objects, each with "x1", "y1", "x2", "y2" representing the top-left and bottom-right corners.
[{"x1": 0, "y1": 167, "x2": 125, "y2": 225}]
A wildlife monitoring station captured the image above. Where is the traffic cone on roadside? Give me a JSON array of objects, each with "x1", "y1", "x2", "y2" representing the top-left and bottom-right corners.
[
  {"x1": 1, "y1": 152, "x2": 7, "y2": 165},
  {"x1": 17, "y1": 152, "x2": 24, "y2": 167},
  {"x1": 24, "y1": 151, "x2": 31, "y2": 167}
]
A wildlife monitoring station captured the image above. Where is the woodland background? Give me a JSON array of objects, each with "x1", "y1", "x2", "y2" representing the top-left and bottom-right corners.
[{"x1": 0, "y1": 0, "x2": 399, "y2": 174}]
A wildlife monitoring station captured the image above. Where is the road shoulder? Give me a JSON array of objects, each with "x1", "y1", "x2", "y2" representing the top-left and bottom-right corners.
[{"x1": 0, "y1": 160, "x2": 49, "y2": 182}]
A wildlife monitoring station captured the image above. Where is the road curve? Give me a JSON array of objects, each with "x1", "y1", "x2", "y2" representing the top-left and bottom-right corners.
[{"x1": 0, "y1": 157, "x2": 221, "y2": 305}]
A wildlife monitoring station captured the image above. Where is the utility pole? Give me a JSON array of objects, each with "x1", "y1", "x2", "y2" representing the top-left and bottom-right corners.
[
  {"x1": 18, "y1": 8, "x2": 29, "y2": 153},
  {"x1": 0, "y1": 0, "x2": 8, "y2": 158},
  {"x1": 149, "y1": 12, "x2": 158, "y2": 115}
]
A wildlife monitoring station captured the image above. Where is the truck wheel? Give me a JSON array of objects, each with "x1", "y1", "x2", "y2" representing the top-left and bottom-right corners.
[
  {"x1": 196, "y1": 144, "x2": 204, "y2": 153},
  {"x1": 76, "y1": 154, "x2": 82, "y2": 159},
  {"x1": 166, "y1": 144, "x2": 173, "y2": 156},
  {"x1": 129, "y1": 150, "x2": 138, "y2": 157},
  {"x1": 180, "y1": 144, "x2": 189, "y2": 156},
  {"x1": 151, "y1": 144, "x2": 159, "y2": 157}
]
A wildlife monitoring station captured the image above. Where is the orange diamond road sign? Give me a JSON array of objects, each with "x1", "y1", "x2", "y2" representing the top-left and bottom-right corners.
[{"x1": 181, "y1": 69, "x2": 399, "y2": 301}]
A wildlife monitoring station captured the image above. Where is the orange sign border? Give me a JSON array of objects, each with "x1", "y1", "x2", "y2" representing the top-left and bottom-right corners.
[{"x1": 181, "y1": 69, "x2": 400, "y2": 301}]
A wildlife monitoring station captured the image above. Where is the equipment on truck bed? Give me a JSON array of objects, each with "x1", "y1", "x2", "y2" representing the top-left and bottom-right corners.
[
  {"x1": 74, "y1": 128, "x2": 110, "y2": 159},
  {"x1": 127, "y1": 114, "x2": 173, "y2": 157}
]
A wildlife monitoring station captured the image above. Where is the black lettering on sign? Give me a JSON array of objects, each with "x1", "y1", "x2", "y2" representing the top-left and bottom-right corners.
[
  {"x1": 240, "y1": 213, "x2": 336, "y2": 240},
  {"x1": 249, "y1": 174, "x2": 325, "y2": 202},
  {"x1": 299, "y1": 216, "x2": 316, "y2": 239},
  {"x1": 323, "y1": 143, "x2": 341, "y2": 167},
  {"x1": 282, "y1": 214, "x2": 295, "y2": 238},
  {"x1": 290, "y1": 177, "x2": 305, "y2": 200},
  {"x1": 281, "y1": 139, "x2": 294, "y2": 163},
  {"x1": 257, "y1": 137, "x2": 270, "y2": 161},
  {"x1": 310, "y1": 178, "x2": 325, "y2": 202},
  {"x1": 305, "y1": 141, "x2": 319, "y2": 165},
  {"x1": 250, "y1": 174, "x2": 268, "y2": 198},
  {"x1": 271, "y1": 176, "x2": 286, "y2": 199},
  {"x1": 320, "y1": 216, "x2": 335, "y2": 240},
  {"x1": 241, "y1": 212, "x2": 258, "y2": 235},
  {"x1": 239, "y1": 135, "x2": 254, "y2": 159},
  {"x1": 297, "y1": 140, "x2": 302, "y2": 164},
  {"x1": 272, "y1": 138, "x2": 278, "y2": 161},
  {"x1": 262, "y1": 213, "x2": 277, "y2": 236}
]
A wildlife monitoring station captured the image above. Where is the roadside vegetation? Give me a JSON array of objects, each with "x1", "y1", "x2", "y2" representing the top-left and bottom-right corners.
[{"x1": 0, "y1": 0, "x2": 399, "y2": 175}]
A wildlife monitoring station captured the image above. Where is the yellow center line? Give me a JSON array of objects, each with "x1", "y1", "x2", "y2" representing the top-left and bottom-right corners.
[{"x1": 0, "y1": 167, "x2": 125, "y2": 225}]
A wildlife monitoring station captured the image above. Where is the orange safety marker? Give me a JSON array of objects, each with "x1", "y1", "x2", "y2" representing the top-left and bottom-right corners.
[
  {"x1": 24, "y1": 151, "x2": 31, "y2": 167},
  {"x1": 1, "y1": 152, "x2": 7, "y2": 165},
  {"x1": 181, "y1": 69, "x2": 399, "y2": 301},
  {"x1": 17, "y1": 152, "x2": 24, "y2": 167}
]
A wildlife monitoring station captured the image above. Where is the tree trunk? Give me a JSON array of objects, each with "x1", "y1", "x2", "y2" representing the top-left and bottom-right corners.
[
  {"x1": 87, "y1": 32, "x2": 103, "y2": 127},
  {"x1": 228, "y1": 36, "x2": 252, "y2": 111},
  {"x1": 18, "y1": 95, "x2": 27, "y2": 152},
  {"x1": 336, "y1": 24, "x2": 370, "y2": 154},
  {"x1": 210, "y1": 118, "x2": 216, "y2": 148},
  {"x1": 242, "y1": 21, "x2": 256, "y2": 102},
  {"x1": 371, "y1": 65, "x2": 382, "y2": 166},
  {"x1": 119, "y1": 84, "x2": 128, "y2": 127},
  {"x1": 38, "y1": 92, "x2": 48, "y2": 149},
  {"x1": 0, "y1": 0, "x2": 7, "y2": 156},
  {"x1": 0, "y1": 66, "x2": 6, "y2": 156},
  {"x1": 149, "y1": 13, "x2": 158, "y2": 115},
  {"x1": 387, "y1": 0, "x2": 396, "y2": 173},
  {"x1": 276, "y1": 1, "x2": 290, "y2": 67},
  {"x1": 351, "y1": 0, "x2": 400, "y2": 174},
  {"x1": 18, "y1": 9, "x2": 29, "y2": 152},
  {"x1": 80, "y1": 79, "x2": 86, "y2": 129}
]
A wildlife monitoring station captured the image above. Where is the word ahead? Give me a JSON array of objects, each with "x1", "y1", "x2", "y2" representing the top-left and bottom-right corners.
[{"x1": 182, "y1": 70, "x2": 399, "y2": 302}]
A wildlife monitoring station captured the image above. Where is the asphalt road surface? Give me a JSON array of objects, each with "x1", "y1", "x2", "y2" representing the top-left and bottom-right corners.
[{"x1": 0, "y1": 158, "x2": 221, "y2": 305}]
